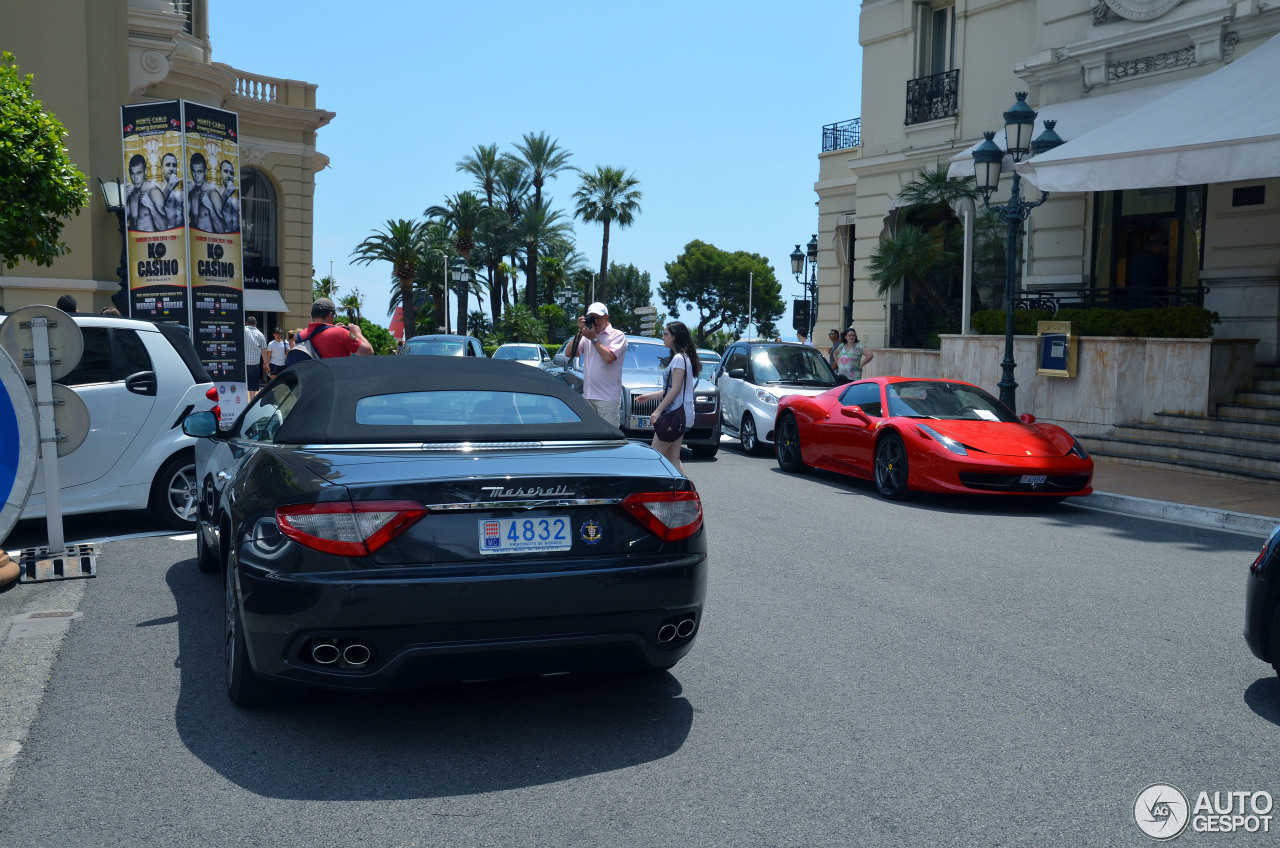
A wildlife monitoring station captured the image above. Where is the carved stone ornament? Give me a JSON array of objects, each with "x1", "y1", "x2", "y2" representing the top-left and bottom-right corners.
[
  {"x1": 1102, "y1": 0, "x2": 1183, "y2": 21},
  {"x1": 243, "y1": 145, "x2": 268, "y2": 166}
]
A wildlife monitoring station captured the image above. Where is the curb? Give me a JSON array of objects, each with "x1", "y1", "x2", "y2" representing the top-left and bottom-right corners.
[{"x1": 1076, "y1": 491, "x2": 1279, "y2": 538}]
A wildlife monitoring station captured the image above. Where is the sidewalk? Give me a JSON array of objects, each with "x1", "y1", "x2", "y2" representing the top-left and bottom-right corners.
[{"x1": 1077, "y1": 458, "x2": 1280, "y2": 538}]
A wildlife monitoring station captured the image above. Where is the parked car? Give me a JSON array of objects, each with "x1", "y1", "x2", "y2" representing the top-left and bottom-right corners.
[
  {"x1": 402, "y1": 334, "x2": 486, "y2": 357},
  {"x1": 492, "y1": 342, "x2": 553, "y2": 369},
  {"x1": 716, "y1": 341, "x2": 838, "y2": 454},
  {"x1": 1245, "y1": 524, "x2": 1280, "y2": 677},
  {"x1": 553, "y1": 335, "x2": 722, "y2": 458},
  {"x1": 184, "y1": 356, "x2": 707, "y2": 706},
  {"x1": 0, "y1": 315, "x2": 215, "y2": 529},
  {"x1": 774, "y1": 377, "x2": 1094, "y2": 500}
]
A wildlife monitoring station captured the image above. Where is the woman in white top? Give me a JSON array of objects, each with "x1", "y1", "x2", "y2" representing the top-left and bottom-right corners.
[{"x1": 637, "y1": 321, "x2": 701, "y2": 473}]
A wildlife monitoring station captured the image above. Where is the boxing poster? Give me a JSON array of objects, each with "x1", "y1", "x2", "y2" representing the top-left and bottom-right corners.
[
  {"x1": 182, "y1": 102, "x2": 245, "y2": 387},
  {"x1": 120, "y1": 101, "x2": 188, "y2": 324}
]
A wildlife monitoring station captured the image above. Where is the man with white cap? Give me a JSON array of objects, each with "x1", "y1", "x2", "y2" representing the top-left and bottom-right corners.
[{"x1": 572, "y1": 302, "x2": 628, "y2": 427}]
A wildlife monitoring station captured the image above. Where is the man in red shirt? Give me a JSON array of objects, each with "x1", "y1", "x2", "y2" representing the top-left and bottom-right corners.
[{"x1": 299, "y1": 297, "x2": 374, "y2": 358}]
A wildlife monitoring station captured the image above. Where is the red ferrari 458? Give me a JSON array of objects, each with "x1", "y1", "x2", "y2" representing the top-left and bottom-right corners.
[{"x1": 774, "y1": 377, "x2": 1094, "y2": 500}]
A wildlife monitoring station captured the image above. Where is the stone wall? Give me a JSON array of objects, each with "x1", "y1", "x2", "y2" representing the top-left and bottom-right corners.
[{"x1": 865, "y1": 335, "x2": 1257, "y2": 432}]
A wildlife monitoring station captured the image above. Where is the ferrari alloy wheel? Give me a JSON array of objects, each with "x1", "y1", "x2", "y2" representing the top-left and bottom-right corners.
[
  {"x1": 874, "y1": 433, "x2": 911, "y2": 500},
  {"x1": 740, "y1": 414, "x2": 761, "y2": 455},
  {"x1": 151, "y1": 452, "x2": 198, "y2": 530},
  {"x1": 775, "y1": 413, "x2": 807, "y2": 473}
]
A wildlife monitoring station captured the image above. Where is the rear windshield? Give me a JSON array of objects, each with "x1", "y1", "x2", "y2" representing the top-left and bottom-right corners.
[
  {"x1": 355, "y1": 390, "x2": 581, "y2": 426},
  {"x1": 494, "y1": 346, "x2": 537, "y2": 361},
  {"x1": 405, "y1": 341, "x2": 463, "y2": 356}
]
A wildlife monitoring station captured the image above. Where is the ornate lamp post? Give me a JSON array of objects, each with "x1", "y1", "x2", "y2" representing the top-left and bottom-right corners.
[
  {"x1": 790, "y1": 233, "x2": 819, "y2": 338},
  {"x1": 448, "y1": 256, "x2": 471, "y2": 336},
  {"x1": 97, "y1": 178, "x2": 129, "y2": 315},
  {"x1": 971, "y1": 92, "x2": 1065, "y2": 413}
]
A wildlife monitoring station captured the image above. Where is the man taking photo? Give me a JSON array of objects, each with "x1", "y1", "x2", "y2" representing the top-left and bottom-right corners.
[
  {"x1": 571, "y1": 302, "x2": 627, "y2": 427},
  {"x1": 298, "y1": 297, "x2": 374, "y2": 358}
]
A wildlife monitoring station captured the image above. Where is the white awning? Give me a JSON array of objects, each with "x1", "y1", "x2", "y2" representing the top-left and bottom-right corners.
[
  {"x1": 1017, "y1": 33, "x2": 1280, "y2": 192},
  {"x1": 945, "y1": 79, "x2": 1187, "y2": 179},
  {"x1": 243, "y1": 288, "x2": 289, "y2": 314}
]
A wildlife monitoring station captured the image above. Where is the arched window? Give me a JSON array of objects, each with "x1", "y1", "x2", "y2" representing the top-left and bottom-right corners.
[{"x1": 240, "y1": 167, "x2": 278, "y2": 269}]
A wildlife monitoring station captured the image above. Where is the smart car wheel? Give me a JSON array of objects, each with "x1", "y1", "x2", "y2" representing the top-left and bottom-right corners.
[
  {"x1": 874, "y1": 433, "x2": 911, "y2": 499},
  {"x1": 740, "y1": 414, "x2": 762, "y2": 455},
  {"x1": 150, "y1": 451, "x2": 197, "y2": 530},
  {"x1": 225, "y1": 549, "x2": 296, "y2": 707},
  {"x1": 775, "y1": 413, "x2": 808, "y2": 473}
]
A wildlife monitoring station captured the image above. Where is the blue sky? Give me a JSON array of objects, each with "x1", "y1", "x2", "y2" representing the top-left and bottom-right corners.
[{"x1": 208, "y1": 1, "x2": 862, "y2": 332}]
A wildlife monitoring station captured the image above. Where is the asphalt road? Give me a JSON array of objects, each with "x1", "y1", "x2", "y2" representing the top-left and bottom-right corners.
[{"x1": 0, "y1": 442, "x2": 1277, "y2": 847}]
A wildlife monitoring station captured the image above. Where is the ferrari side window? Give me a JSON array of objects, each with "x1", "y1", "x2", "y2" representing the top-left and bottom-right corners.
[{"x1": 840, "y1": 382, "x2": 882, "y2": 417}]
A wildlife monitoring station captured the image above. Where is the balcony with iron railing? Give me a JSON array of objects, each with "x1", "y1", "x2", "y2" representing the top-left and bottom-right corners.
[
  {"x1": 822, "y1": 118, "x2": 861, "y2": 152},
  {"x1": 905, "y1": 69, "x2": 959, "y2": 126}
]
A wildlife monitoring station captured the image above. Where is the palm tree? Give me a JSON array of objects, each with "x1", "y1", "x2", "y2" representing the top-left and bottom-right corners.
[
  {"x1": 494, "y1": 157, "x2": 531, "y2": 313},
  {"x1": 514, "y1": 133, "x2": 572, "y2": 310},
  {"x1": 572, "y1": 165, "x2": 642, "y2": 303},
  {"x1": 517, "y1": 199, "x2": 574, "y2": 309},
  {"x1": 458, "y1": 144, "x2": 503, "y2": 322},
  {"x1": 350, "y1": 219, "x2": 430, "y2": 339},
  {"x1": 426, "y1": 192, "x2": 493, "y2": 333},
  {"x1": 339, "y1": 288, "x2": 364, "y2": 323}
]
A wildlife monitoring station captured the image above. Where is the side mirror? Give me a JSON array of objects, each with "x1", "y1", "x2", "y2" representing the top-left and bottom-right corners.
[
  {"x1": 727, "y1": 368, "x2": 746, "y2": 380},
  {"x1": 182, "y1": 410, "x2": 220, "y2": 438},
  {"x1": 840, "y1": 405, "x2": 872, "y2": 424},
  {"x1": 1020, "y1": 412, "x2": 1036, "y2": 424}
]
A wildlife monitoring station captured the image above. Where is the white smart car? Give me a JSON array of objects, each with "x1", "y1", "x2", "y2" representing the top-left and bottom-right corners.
[{"x1": 2, "y1": 315, "x2": 215, "y2": 529}]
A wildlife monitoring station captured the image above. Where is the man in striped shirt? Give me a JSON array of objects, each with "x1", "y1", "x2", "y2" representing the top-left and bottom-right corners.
[{"x1": 243, "y1": 316, "x2": 269, "y2": 399}]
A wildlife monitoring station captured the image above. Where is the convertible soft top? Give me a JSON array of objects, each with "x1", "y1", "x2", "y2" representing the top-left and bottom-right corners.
[{"x1": 272, "y1": 356, "x2": 623, "y2": 444}]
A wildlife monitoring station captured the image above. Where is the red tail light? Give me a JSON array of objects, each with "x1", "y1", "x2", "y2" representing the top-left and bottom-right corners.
[
  {"x1": 276, "y1": 500, "x2": 428, "y2": 557},
  {"x1": 621, "y1": 491, "x2": 703, "y2": 542}
]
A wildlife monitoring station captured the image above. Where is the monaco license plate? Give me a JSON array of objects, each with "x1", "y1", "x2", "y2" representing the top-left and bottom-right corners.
[
  {"x1": 1020, "y1": 475, "x2": 1048, "y2": 485},
  {"x1": 632, "y1": 415, "x2": 653, "y2": 430},
  {"x1": 479, "y1": 516, "x2": 572, "y2": 555}
]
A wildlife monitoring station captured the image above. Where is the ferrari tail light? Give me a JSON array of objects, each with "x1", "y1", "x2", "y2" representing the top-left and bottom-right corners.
[
  {"x1": 276, "y1": 500, "x2": 428, "y2": 557},
  {"x1": 621, "y1": 491, "x2": 703, "y2": 542}
]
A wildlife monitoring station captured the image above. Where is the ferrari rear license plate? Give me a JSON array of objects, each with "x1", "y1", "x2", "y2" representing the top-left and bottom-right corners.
[
  {"x1": 1020, "y1": 475, "x2": 1048, "y2": 485},
  {"x1": 479, "y1": 516, "x2": 572, "y2": 555}
]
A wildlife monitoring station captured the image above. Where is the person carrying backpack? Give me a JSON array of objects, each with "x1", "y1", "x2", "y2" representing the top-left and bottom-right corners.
[{"x1": 286, "y1": 297, "x2": 374, "y2": 365}]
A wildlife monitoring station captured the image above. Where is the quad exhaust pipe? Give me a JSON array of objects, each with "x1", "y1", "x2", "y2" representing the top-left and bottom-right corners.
[
  {"x1": 657, "y1": 615, "x2": 697, "y2": 643},
  {"x1": 309, "y1": 639, "x2": 371, "y2": 668}
]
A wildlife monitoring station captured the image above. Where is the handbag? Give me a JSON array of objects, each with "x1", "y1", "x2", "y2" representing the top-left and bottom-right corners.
[{"x1": 653, "y1": 358, "x2": 689, "y2": 442}]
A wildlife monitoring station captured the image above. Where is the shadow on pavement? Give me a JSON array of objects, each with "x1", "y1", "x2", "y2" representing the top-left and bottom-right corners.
[
  {"x1": 165, "y1": 560, "x2": 694, "y2": 801},
  {"x1": 1243, "y1": 677, "x2": 1280, "y2": 726},
  {"x1": 765, "y1": 465, "x2": 1261, "y2": 554}
]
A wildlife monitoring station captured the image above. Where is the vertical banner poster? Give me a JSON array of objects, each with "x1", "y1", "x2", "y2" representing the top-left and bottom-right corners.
[
  {"x1": 120, "y1": 102, "x2": 188, "y2": 323},
  {"x1": 182, "y1": 102, "x2": 246, "y2": 392}
]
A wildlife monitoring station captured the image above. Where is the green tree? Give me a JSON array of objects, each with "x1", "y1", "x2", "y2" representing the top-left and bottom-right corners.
[
  {"x1": 600, "y1": 262, "x2": 653, "y2": 335},
  {"x1": 517, "y1": 198, "x2": 573, "y2": 309},
  {"x1": 513, "y1": 133, "x2": 572, "y2": 309},
  {"x1": 493, "y1": 303, "x2": 546, "y2": 344},
  {"x1": 313, "y1": 273, "x2": 338, "y2": 301},
  {"x1": 0, "y1": 52, "x2": 90, "y2": 269},
  {"x1": 339, "y1": 288, "x2": 364, "y2": 323},
  {"x1": 350, "y1": 218, "x2": 430, "y2": 339},
  {"x1": 457, "y1": 144, "x2": 505, "y2": 323},
  {"x1": 572, "y1": 165, "x2": 642, "y2": 302},
  {"x1": 660, "y1": 240, "x2": 783, "y2": 345},
  {"x1": 868, "y1": 167, "x2": 989, "y2": 336},
  {"x1": 425, "y1": 191, "x2": 494, "y2": 334},
  {"x1": 494, "y1": 156, "x2": 530, "y2": 311}
]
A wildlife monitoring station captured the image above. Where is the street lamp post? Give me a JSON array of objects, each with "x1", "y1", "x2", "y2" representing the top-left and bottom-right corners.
[
  {"x1": 97, "y1": 178, "x2": 129, "y2": 315},
  {"x1": 790, "y1": 234, "x2": 819, "y2": 339},
  {"x1": 971, "y1": 92, "x2": 1065, "y2": 414},
  {"x1": 449, "y1": 257, "x2": 472, "y2": 336}
]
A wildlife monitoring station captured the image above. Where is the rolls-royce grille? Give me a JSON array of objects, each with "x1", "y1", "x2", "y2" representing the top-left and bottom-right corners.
[{"x1": 630, "y1": 392, "x2": 659, "y2": 416}]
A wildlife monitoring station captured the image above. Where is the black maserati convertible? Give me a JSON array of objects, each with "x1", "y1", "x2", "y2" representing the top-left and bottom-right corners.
[{"x1": 184, "y1": 356, "x2": 708, "y2": 706}]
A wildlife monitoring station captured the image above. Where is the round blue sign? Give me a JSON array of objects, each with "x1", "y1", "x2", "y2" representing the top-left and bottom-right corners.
[{"x1": 0, "y1": 344, "x2": 38, "y2": 545}]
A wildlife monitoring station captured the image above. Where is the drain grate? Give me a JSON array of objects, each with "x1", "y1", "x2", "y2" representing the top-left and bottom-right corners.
[{"x1": 18, "y1": 544, "x2": 97, "y2": 582}]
